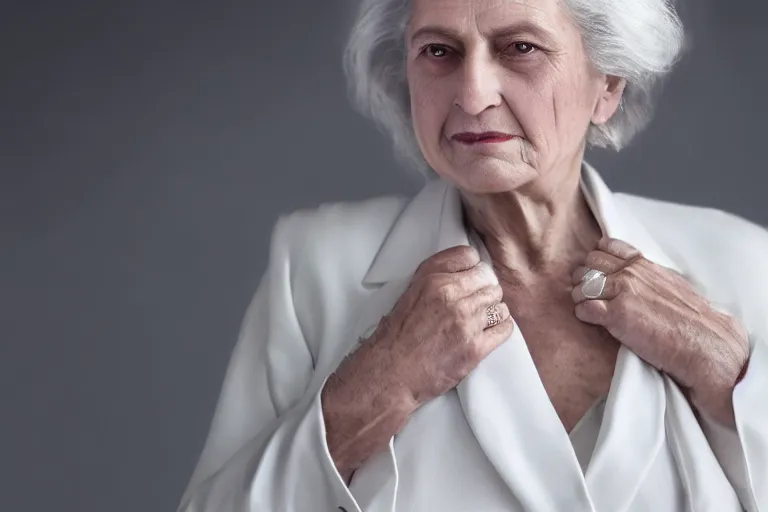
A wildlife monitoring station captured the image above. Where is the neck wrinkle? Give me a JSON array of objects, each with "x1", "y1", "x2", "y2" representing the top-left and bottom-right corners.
[{"x1": 460, "y1": 163, "x2": 602, "y2": 276}]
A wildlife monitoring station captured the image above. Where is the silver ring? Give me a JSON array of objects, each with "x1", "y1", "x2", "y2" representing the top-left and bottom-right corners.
[
  {"x1": 580, "y1": 268, "x2": 606, "y2": 299},
  {"x1": 486, "y1": 304, "x2": 502, "y2": 329}
]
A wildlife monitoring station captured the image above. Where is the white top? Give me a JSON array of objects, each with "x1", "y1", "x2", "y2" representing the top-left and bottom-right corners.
[
  {"x1": 570, "y1": 396, "x2": 608, "y2": 473},
  {"x1": 177, "y1": 164, "x2": 768, "y2": 512}
]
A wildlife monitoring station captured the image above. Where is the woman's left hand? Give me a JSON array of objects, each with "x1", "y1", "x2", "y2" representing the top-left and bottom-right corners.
[{"x1": 571, "y1": 237, "x2": 750, "y2": 427}]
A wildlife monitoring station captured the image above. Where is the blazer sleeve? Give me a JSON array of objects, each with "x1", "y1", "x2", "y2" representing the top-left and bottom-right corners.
[
  {"x1": 175, "y1": 214, "x2": 365, "y2": 512},
  {"x1": 697, "y1": 217, "x2": 768, "y2": 512},
  {"x1": 699, "y1": 329, "x2": 768, "y2": 512}
]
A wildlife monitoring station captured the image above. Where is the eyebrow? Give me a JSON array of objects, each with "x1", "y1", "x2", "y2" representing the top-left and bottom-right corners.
[{"x1": 409, "y1": 21, "x2": 556, "y2": 46}]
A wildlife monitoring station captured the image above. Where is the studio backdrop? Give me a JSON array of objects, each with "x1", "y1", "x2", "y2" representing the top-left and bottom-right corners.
[{"x1": 0, "y1": 1, "x2": 766, "y2": 511}]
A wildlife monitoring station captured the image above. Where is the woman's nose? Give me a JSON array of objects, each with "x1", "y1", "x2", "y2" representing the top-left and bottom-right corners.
[{"x1": 454, "y1": 53, "x2": 502, "y2": 116}]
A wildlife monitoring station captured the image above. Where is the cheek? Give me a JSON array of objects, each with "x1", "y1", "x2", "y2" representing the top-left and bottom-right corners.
[
  {"x1": 409, "y1": 75, "x2": 453, "y2": 141},
  {"x1": 504, "y1": 67, "x2": 597, "y2": 146},
  {"x1": 500, "y1": 74, "x2": 557, "y2": 139},
  {"x1": 555, "y1": 64, "x2": 603, "y2": 123}
]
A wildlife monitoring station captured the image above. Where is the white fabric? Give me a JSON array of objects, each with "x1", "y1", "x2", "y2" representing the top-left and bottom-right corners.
[
  {"x1": 570, "y1": 396, "x2": 608, "y2": 474},
  {"x1": 177, "y1": 164, "x2": 768, "y2": 512}
]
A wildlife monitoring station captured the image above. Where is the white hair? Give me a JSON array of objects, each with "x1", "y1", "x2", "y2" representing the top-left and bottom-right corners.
[{"x1": 342, "y1": 0, "x2": 686, "y2": 176}]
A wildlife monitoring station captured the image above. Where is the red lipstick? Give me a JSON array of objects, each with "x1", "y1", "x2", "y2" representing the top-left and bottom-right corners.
[{"x1": 451, "y1": 132, "x2": 517, "y2": 144}]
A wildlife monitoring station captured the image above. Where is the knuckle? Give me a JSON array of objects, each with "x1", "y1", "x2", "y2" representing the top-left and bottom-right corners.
[
  {"x1": 454, "y1": 297, "x2": 475, "y2": 318},
  {"x1": 582, "y1": 299, "x2": 604, "y2": 317},
  {"x1": 585, "y1": 252, "x2": 601, "y2": 268},
  {"x1": 611, "y1": 273, "x2": 627, "y2": 295},
  {"x1": 615, "y1": 269, "x2": 634, "y2": 292},
  {"x1": 452, "y1": 309, "x2": 476, "y2": 338},
  {"x1": 490, "y1": 284, "x2": 504, "y2": 302},
  {"x1": 574, "y1": 301, "x2": 588, "y2": 320},
  {"x1": 478, "y1": 262, "x2": 500, "y2": 286},
  {"x1": 437, "y1": 283, "x2": 455, "y2": 304},
  {"x1": 424, "y1": 279, "x2": 452, "y2": 303},
  {"x1": 599, "y1": 254, "x2": 614, "y2": 269},
  {"x1": 607, "y1": 239, "x2": 625, "y2": 254},
  {"x1": 459, "y1": 245, "x2": 481, "y2": 265},
  {"x1": 610, "y1": 296, "x2": 630, "y2": 323},
  {"x1": 578, "y1": 300, "x2": 596, "y2": 316}
]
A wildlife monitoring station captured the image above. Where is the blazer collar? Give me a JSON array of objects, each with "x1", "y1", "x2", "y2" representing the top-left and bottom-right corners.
[
  {"x1": 363, "y1": 162, "x2": 682, "y2": 285},
  {"x1": 355, "y1": 163, "x2": 686, "y2": 512}
]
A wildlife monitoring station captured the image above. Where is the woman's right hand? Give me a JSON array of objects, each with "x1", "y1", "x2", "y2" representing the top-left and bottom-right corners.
[
  {"x1": 372, "y1": 244, "x2": 514, "y2": 405},
  {"x1": 321, "y1": 245, "x2": 515, "y2": 478}
]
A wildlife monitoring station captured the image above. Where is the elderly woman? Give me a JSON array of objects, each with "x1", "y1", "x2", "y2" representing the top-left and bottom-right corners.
[{"x1": 177, "y1": 0, "x2": 768, "y2": 510}]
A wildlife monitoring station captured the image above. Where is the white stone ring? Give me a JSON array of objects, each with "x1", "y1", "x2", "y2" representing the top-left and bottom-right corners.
[{"x1": 580, "y1": 268, "x2": 607, "y2": 300}]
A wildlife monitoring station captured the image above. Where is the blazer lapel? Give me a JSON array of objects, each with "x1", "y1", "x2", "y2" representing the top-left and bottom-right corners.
[
  {"x1": 449, "y1": 187, "x2": 596, "y2": 511},
  {"x1": 350, "y1": 179, "x2": 452, "y2": 512},
  {"x1": 578, "y1": 164, "x2": 675, "y2": 512},
  {"x1": 457, "y1": 166, "x2": 684, "y2": 512},
  {"x1": 359, "y1": 165, "x2": 689, "y2": 512}
]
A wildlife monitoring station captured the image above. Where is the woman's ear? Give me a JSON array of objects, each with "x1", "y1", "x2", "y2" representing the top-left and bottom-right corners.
[{"x1": 592, "y1": 76, "x2": 627, "y2": 125}]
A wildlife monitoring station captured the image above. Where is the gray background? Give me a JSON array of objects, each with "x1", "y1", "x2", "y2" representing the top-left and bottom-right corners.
[{"x1": 1, "y1": 1, "x2": 766, "y2": 511}]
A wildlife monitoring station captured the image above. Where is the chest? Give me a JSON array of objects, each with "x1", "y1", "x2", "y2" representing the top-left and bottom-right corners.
[
  {"x1": 502, "y1": 285, "x2": 619, "y2": 432},
  {"x1": 345, "y1": 270, "x2": 739, "y2": 512}
]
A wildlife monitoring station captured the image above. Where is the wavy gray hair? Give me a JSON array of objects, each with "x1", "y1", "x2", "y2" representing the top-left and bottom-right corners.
[{"x1": 343, "y1": 0, "x2": 686, "y2": 176}]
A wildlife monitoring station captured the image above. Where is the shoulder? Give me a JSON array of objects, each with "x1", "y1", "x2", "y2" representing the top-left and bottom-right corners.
[
  {"x1": 615, "y1": 193, "x2": 768, "y2": 265},
  {"x1": 616, "y1": 193, "x2": 768, "y2": 327},
  {"x1": 274, "y1": 193, "x2": 410, "y2": 245},
  {"x1": 268, "y1": 193, "x2": 410, "y2": 284},
  {"x1": 261, "y1": 193, "x2": 410, "y2": 359}
]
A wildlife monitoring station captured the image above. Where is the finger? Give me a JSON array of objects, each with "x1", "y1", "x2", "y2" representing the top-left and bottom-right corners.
[
  {"x1": 456, "y1": 285, "x2": 505, "y2": 331},
  {"x1": 571, "y1": 273, "x2": 622, "y2": 303},
  {"x1": 421, "y1": 260, "x2": 498, "y2": 305},
  {"x1": 571, "y1": 265, "x2": 590, "y2": 286},
  {"x1": 476, "y1": 311, "x2": 515, "y2": 354},
  {"x1": 484, "y1": 301, "x2": 511, "y2": 331},
  {"x1": 574, "y1": 299, "x2": 610, "y2": 325},
  {"x1": 597, "y1": 237, "x2": 642, "y2": 260},
  {"x1": 585, "y1": 250, "x2": 626, "y2": 275},
  {"x1": 477, "y1": 301, "x2": 510, "y2": 332},
  {"x1": 570, "y1": 262, "x2": 618, "y2": 286},
  {"x1": 453, "y1": 261, "x2": 499, "y2": 292},
  {"x1": 417, "y1": 245, "x2": 480, "y2": 275},
  {"x1": 464, "y1": 283, "x2": 505, "y2": 313}
]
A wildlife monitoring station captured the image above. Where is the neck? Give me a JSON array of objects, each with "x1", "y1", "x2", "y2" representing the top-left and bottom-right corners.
[{"x1": 460, "y1": 160, "x2": 602, "y2": 278}]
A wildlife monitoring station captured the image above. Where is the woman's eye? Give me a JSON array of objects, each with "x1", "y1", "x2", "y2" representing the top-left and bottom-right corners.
[
  {"x1": 511, "y1": 42, "x2": 536, "y2": 55},
  {"x1": 424, "y1": 44, "x2": 450, "y2": 58}
]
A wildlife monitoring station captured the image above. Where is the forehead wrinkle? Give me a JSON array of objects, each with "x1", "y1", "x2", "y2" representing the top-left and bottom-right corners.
[
  {"x1": 474, "y1": 0, "x2": 565, "y2": 41},
  {"x1": 410, "y1": 0, "x2": 565, "y2": 46}
]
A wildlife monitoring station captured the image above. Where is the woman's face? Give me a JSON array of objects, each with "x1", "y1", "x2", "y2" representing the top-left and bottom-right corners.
[{"x1": 405, "y1": 0, "x2": 624, "y2": 193}]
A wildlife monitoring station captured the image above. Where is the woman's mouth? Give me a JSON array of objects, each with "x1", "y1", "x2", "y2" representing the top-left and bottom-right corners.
[{"x1": 451, "y1": 132, "x2": 518, "y2": 144}]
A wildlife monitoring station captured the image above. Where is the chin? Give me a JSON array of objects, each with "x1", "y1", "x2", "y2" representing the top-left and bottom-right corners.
[{"x1": 440, "y1": 157, "x2": 539, "y2": 195}]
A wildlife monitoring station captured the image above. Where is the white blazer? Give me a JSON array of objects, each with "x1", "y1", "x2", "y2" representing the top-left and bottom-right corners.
[{"x1": 177, "y1": 164, "x2": 768, "y2": 512}]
